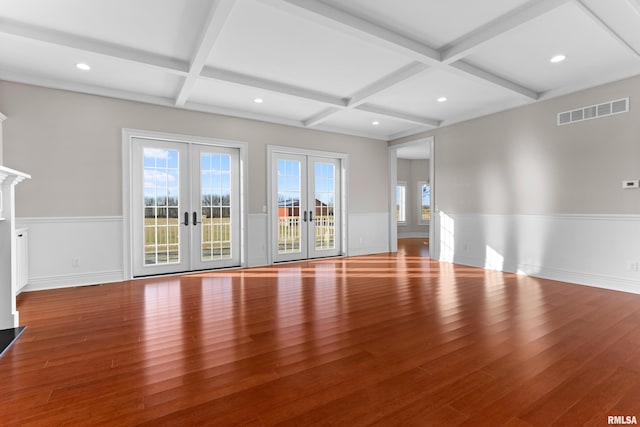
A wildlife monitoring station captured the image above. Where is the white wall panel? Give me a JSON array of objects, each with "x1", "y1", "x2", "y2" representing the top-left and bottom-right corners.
[
  {"x1": 16, "y1": 217, "x2": 124, "y2": 291},
  {"x1": 348, "y1": 212, "x2": 389, "y2": 256},
  {"x1": 434, "y1": 212, "x2": 640, "y2": 294},
  {"x1": 247, "y1": 213, "x2": 268, "y2": 267}
]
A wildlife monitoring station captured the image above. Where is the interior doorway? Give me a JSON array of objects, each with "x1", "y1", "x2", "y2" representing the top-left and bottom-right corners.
[{"x1": 388, "y1": 137, "x2": 435, "y2": 258}]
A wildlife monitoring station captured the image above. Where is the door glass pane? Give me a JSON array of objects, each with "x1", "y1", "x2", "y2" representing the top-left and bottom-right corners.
[
  {"x1": 143, "y1": 148, "x2": 180, "y2": 265},
  {"x1": 201, "y1": 153, "x2": 232, "y2": 260},
  {"x1": 277, "y1": 159, "x2": 301, "y2": 254},
  {"x1": 421, "y1": 183, "x2": 431, "y2": 222},
  {"x1": 314, "y1": 162, "x2": 335, "y2": 250}
]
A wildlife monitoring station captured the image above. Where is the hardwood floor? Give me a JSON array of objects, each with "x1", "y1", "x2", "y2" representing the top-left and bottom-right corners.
[{"x1": 3, "y1": 238, "x2": 640, "y2": 426}]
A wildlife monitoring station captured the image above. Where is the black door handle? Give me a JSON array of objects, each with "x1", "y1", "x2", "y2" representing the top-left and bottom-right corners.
[
  {"x1": 309, "y1": 210, "x2": 314, "y2": 222},
  {"x1": 303, "y1": 211, "x2": 307, "y2": 222},
  {"x1": 193, "y1": 211, "x2": 199, "y2": 226},
  {"x1": 183, "y1": 211, "x2": 189, "y2": 226}
]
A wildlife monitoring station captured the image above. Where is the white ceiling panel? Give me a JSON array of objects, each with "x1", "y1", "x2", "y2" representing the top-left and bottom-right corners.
[
  {"x1": 189, "y1": 79, "x2": 329, "y2": 122},
  {"x1": 364, "y1": 69, "x2": 521, "y2": 122},
  {"x1": 0, "y1": 34, "x2": 181, "y2": 98},
  {"x1": 466, "y1": 2, "x2": 640, "y2": 93},
  {"x1": 580, "y1": 0, "x2": 640, "y2": 55},
  {"x1": 206, "y1": 0, "x2": 413, "y2": 97},
  {"x1": 322, "y1": 0, "x2": 531, "y2": 48},
  {"x1": 1, "y1": 0, "x2": 639, "y2": 141},
  {"x1": 320, "y1": 108, "x2": 425, "y2": 139},
  {"x1": 0, "y1": 0, "x2": 212, "y2": 61}
]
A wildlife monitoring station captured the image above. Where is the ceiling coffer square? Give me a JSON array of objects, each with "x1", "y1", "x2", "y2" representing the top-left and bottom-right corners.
[{"x1": 557, "y1": 98, "x2": 629, "y2": 126}]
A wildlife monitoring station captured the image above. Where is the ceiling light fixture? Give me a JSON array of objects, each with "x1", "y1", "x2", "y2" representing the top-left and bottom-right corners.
[
  {"x1": 437, "y1": 97, "x2": 447, "y2": 103},
  {"x1": 76, "y1": 63, "x2": 91, "y2": 71},
  {"x1": 253, "y1": 98, "x2": 263, "y2": 104},
  {"x1": 372, "y1": 121, "x2": 380, "y2": 126},
  {"x1": 550, "y1": 54, "x2": 566, "y2": 63}
]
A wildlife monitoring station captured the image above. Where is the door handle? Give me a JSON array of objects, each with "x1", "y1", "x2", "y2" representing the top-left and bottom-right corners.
[
  {"x1": 303, "y1": 211, "x2": 307, "y2": 222},
  {"x1": 182, "y1": 211, "x2": 189, "y2": 226},
  {"x1": 309, "y1": 210, "x2": 314, "y2": 222},
  {"x1": 193, "y1": 211, "x2": 199, "y2": 226}
]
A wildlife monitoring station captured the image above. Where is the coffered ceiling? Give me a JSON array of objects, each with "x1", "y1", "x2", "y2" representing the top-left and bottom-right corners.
[{"x1": 1, "y1": 0, "x2": 640, "y2": 141}]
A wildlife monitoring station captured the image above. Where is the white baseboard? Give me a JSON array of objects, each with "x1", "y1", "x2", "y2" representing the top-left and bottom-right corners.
[
  {"x1": 23, "y1": 270, "x2": 125, "y2": 292},
  {"x1": 398, "y1": 232, "x2": 429, "y2": 239}
]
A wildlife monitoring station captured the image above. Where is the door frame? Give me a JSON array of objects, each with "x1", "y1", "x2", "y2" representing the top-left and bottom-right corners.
[
  {"x1": 266, "y1": 145, "x2": 348, "y2": 265},
  {"x1": 388, "y1": 136, "x2": 436, "y2": 257},
  {"x1": 122, "y1": 128, "x2": 248, "y2": 279}
]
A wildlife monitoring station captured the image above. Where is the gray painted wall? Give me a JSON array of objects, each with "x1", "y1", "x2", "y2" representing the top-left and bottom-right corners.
[
  {"x1": 0, "y1": 80, "x2": 388, "y2": 217},
  {"x1": 393, "y1": 74, "x2": 640, "y2": 215}
]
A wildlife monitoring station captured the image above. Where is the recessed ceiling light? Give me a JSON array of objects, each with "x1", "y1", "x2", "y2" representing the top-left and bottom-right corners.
[
  {"x1": 437, "y1": 97, "x2": 448, "y2": 103},
  {"x1": 372, "y1": 121, "x2": 380, "y2": 126},
  {"x1": 253, "y1": 98, "x2": 263, "y2": 104},
  {"x1": 550, "y1": 54, "x2": 566, "y2": 63},
  {"x1": 76, "y1": 63, "x2": 91, "y2": 71}
]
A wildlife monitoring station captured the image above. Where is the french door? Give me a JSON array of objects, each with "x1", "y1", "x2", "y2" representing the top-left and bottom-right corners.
[
  {"x1": 131, "y1": 137, "x2": 240, "y2": 276},
  {"x1": 272, "y1": 152, "x2": 341, "y2": 262}
]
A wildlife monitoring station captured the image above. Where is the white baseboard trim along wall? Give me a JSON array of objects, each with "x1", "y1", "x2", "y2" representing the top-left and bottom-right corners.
[
  {"x1": 434, "y1": 212, "x2": 640, "y2": 294},
  {"x1": 398, "y1": 232, "x2": 429, "y2": 239}
]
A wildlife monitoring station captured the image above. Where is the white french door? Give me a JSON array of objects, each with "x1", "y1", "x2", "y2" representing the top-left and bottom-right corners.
[
  {"x1": 131, "y1": 137, "x2": 240, "y2": 276},
  {"x1": 272, "y1": 152, "x2": 342, "y2": 262}
]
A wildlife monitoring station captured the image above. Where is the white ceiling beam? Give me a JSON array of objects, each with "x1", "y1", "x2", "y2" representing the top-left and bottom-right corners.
[
  {"x1": 303, "y1": 107, "x2": 344, "y2": 127},
  {"x1": 441, "y1": 0, "x2": 573, "y2": 63},
  {"x1": 355, "y1": 105, "x2": 440, "y2": 128},
  {"x1": 625, "y1": 0, "x2": 640, "y2": 16},
  {"x1": 449, "y1": 60, "x2": 539, "y2": 100},
  {"x1": 175, "y1": 0, "x2": 236, "y2": 106},
  {"x1": 0, "y1": 18, "x2": 189, "y2": 75},
  {"x1": 184, "y1": 101, "x2": 303, "y2": 128},
  {"x1": 201, "y1": 67, "x2": 347, "y2": 106},
  {"x1": 347, "y1": 62, "x2": 430, "y2": 107},
  {"x1": 258, "y1": 0, "x2": 538, "y2": 103},
  {"x1": 302, "y1": 62, "x2": 430, "y2": 128},
  {"x1": 258, "y1": 0, "x2": 441, "y2": 64},
  {"x1": 574, "y1": 0, "x2": 640, "y2": 57}
]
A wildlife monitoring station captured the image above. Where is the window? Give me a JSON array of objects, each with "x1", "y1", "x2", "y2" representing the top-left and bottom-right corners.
[
  {"x1": 396, "y1": 181, "x2": 407, "y2": 224},
  {"x1": 418, "y1": 181, "x2": 430, "y2": 225}
]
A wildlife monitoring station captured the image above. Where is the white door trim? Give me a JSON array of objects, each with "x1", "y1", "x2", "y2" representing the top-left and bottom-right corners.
[
  {"x1": 122, "y1": 128, "x2": 248, "y2": 279},
  {"x1": 266, "y1": 145, "x2": 348, "y2": 265}
]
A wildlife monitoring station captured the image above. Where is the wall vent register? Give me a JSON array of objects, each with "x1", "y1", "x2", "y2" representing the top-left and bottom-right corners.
[{"x1": 557, "y1": 98, "x2": 629, "y2": 125}]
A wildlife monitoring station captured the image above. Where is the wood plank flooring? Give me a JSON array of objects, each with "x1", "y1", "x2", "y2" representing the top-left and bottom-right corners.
[{"x1": 3, "y1": 238, "x2": 640, "y2": 426}]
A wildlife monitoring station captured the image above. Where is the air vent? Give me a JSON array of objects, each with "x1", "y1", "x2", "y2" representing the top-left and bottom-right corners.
[{"x1": 557, "y1": 97, "x2": 629, "y2": 126}]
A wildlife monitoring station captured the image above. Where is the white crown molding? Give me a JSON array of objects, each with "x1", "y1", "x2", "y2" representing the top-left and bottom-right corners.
[{"x1": 440, "y1": 0, "x2": 573, "y2": 63}]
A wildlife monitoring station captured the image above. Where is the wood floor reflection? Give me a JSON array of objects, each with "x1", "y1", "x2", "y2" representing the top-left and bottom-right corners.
[{"x1": 4, "y1": 238, "x2": 640, "y2": 426}]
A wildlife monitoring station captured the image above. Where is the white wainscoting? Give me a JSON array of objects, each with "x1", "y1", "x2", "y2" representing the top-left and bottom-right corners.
[
  {"x1": 247, "y1": 213, "x2": 268, "y2": 267},
  {"x1": 434, "y1": 212, "x2": 640, "y2": 294},
  {"x1": 348, "y1": 212, "x2": 389, "y2": 256},
  {"x1": 16, "y1": 217, "x2": 124, "y2": 291}
]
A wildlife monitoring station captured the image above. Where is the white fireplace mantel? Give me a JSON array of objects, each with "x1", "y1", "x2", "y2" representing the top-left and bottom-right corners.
[{"x1": 1, "y1": 165, "x2": 31, "y2": 329}]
